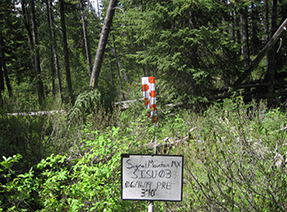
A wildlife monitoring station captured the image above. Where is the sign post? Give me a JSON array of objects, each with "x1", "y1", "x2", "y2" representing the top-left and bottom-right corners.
[
  {"x1": 142, "y1": 76, "x2": 159, "y2": 211},
  {"x1": 121, "y1": 154, "x2": 183, "y2": 202},
  {"x1": 121, "y1": 76, "x2": 183, "y2": 211}
]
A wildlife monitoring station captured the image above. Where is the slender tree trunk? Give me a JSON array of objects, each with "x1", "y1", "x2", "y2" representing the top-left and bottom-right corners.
[
  {"x1": 0, "y1": 56, "x2": 4, "y2": 92},
  {"x1": 235, "y1": 12, "x2": 241, "y2": 55},
  {"x1": 116, "y1": 63, "x2": 125, "y2": 101},
  {"x1": 0, "y1": 55, "x2": 4, "y2": 105},
  {"x1": 264, "y1": 0, "x2": 269, "y2": 42},
  {"x1": 282, "y1": 3, "x2": 287, "y2": 21},
  {"x1": 110, "y1": 38, "x2": 125, "y2": 100},
  {"x1": 232, "y1": 18, "x2": 287, "y2": 89},
  {"x1": 230, "y1": 10, "x2": 235, "y2": 43},
  {"x1": 108, "y1": 54, "x2": 114, "y2": 84},
  {"x1": 49, "y1": 0, "x2": 63, "y2": 101},
  {"x1": 240, "y1": 6, "x2": 250, "y2": 68},
  {"x1": 107, "y1": 40, "x2": 129, "y2": 83},
  {"x1": 60, "y1": 0, "x2": 73, "y2": 103},
  {"x1": 21, "y1": 0, "x2": 34, "y2": 68},
  {"x1": 266, "y1": 0, "x2": 278, "y2": 108},
  {"x1": 46, "y1": 0, "x2": 56, "y2": 97},
  {"x1": 31, "y1": 0, "x2": 44, "y2": 105},
  {"x1": 0, "y1": 34, "x2": 12, "y2": 97},
  {"x1": 251, "y1": 2, "x2": 257, "y2": 55},
  {"x1": 0, "y1": 91, "x2": 2, "y2": 106},
  {"x1": 240, "y1": 6, "x2": 250, "y2": 99},
  {"x1": 80, "y1": 0, "x2": 92, "y2": 75},
  {"x1": 90, "y1": 0, "x2": 118, "y2": 89}
]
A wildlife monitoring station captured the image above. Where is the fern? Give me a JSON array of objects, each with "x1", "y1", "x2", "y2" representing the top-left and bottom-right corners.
[{"x1": 69, "y1": 89, "x2": 101, "y2": 121}]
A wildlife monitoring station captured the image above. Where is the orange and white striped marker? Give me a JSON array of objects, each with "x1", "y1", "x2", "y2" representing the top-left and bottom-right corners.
[{"x1": 142, "y1": 76, "x2": 158, "y2": 126}]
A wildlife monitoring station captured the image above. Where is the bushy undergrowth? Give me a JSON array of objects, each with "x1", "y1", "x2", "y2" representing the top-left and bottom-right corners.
[
  {"x1": 1, "y1": 97, "x2": 287, "y2": 211},
  {"x1": 181, "y1": 98, "x2": 287, "y2": 211}
]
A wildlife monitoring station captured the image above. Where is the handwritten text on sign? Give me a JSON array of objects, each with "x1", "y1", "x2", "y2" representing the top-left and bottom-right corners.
[{"x1": 121, "y1": 154, "x2": 183, "y2": 201}]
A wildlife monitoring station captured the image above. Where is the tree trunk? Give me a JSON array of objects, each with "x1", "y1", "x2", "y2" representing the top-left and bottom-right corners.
[
  {"x1": 0, "y1": 90, "x2": 2, "y2": 106},
  {"x1": 232, "y1": 18, "x2": 287, "y2": 89},
  {"x1": 46, "y1": 0, "x2": 56, "y2": 97},
  {"x1": 109, "y1": 38, "x2": 125, "y2": 100},
  {"x1": 0, "y1": 56, "x2": 4, "y2": 92},
  {"x1": 0, "y1": 33, "x2": 12, "y2": 97},
  {"x1": 251, "y1": 2, "x2": 258, "y2": 56},
  {"x1": 31, "y1": 0, "x2": 44, "y2": 105},
  {"x1": 108, "y1": 54, "x2": 114, "y2": 84},
  {"x1": 240, "y1": 7, "x2": 250, "y2": 68},
  {"x1": 230, "y1": 10, "x2": 235, "y2": 43},
  {"x1": 240, "y1": 6, "x2": 250, "y2": 100},
  {"x1": 49, "y1": 0, "x2": 63, "y2": 101},
  {"x1": 21, "y1": 0, "x2": 34, "y2": 68},
  {"x1": 282, "y1": 2, "x2": 287, "y2": 21},
  {"x1": 264, "y1": 0, "x2": 269, "y2": 42},
  {"x1": 266, "y1": 0, "x2": 278, "y2": 108},
  {"x1": 90, "y1": 0, "x2": 118, "y2": 89},
  {"x1": 60, "y1": 0, "x2": 73, "y2": 102},
  {"x1": 0, "y1": 54, "x2": 4, "y2": 105},
  {"x1": 234, "y1": 11, "x2": 241, "y2": 54},
  {"x1": 80, "y1": 0, "x2": 92, "y2": 75},
  {"x1": 107, "y1": 40, "x2": 129, "y2": 83}
]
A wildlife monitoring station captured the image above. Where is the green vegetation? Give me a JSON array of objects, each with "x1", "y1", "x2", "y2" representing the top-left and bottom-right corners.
[
  {"x1": 1, "y1": 97, "x2": 287, "y2": 211},
  {"x1": 1, "y1": 0, "x2": 287, "y2": 211}
]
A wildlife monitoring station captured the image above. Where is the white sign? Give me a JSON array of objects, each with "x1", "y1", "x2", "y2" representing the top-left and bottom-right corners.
[{"x1": 121, "y1": 154, "x2": 183, "y2": 201}]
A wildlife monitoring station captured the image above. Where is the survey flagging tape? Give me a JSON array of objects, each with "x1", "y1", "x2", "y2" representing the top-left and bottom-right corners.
[{"x1": 142, "y1": 76, "x2": 158, "y2": 126}]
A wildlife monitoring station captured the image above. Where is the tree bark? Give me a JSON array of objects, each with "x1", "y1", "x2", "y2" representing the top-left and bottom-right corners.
[
  {"x1": 90, "y1": 0, "x2": 118, "y2": 89},
  {"x1": 0, "y1": 90, "x2": 2, "y2": 106},
  {"x1": 0, "y1": 56, "x2": 4, "y2": 92},
  {"x1": 49, "y1": 0, "x2": 63, "y2": 101},
  {"x1": 109, "y1": 39, "x2": 125, "y2": 100},
  {"x1": 46, "y1": 0, "x2": 56, "y2": 97},
  {"x1": 21, "y1": 0, "x2": 34, "y2": 68},
  {"x1": 232, "y1": 18, "x2": 287, "y2": 89},
  {"x1": 264, "y1": 0, "x2": 269, "y2": 42},
  {"x1": 60, "y1": 0, "x2": 73, "y2": 102},
  {"x1": 0, "y1": 32, "x2": 12, "y2": 97},
  {"x1": 251, "y1": 2, "x2": 258, "y2": 56},
  {"x1": 108, "y1": 54, "x2": 114, "y2": 84},
  {"x1": 107, "y1": 40, "x2": 129, "y2": 83},
  {"x1": 230, "y1": 10, "x2": 235, "y2": 43},
  {"x1": 240, "y1": 6, "x2": 250, "y2": 68},
  {"x1": 31, "y1": 0, "x2": 44, "y2": 105},
  {"x1": 266, "y1": 0, "x2": 278, "y2": 108},
  {"x1": 0, "y1": 52, "x2": 4, "y2": 105},
  {"x1": 80, "y1": 0, "x2": 92, "y2": 75},
  {"x1": 282, "y1": 2, "x2": 287, "y2": 21}
]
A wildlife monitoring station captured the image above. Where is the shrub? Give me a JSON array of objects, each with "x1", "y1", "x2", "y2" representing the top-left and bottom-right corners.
[
  {"x1": 2, "y1": 96, "x2": 287, "y2": 211},
  {"x1": 182, "y1": 97, "x2": 287, "y2": 211}
]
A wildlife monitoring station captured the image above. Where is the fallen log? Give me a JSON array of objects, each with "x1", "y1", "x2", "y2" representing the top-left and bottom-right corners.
[{"x1": 232, "y1": 18, "x2": 287, "y2": 90}]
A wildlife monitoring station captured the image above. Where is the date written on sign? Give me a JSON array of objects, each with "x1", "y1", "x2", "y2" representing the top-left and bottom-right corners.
[{"x1": 121, "y1": 154, "x2": 183, "y2": 201}]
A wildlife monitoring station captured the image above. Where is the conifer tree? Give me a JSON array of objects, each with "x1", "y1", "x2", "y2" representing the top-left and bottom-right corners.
[{"x1": 60, "y1": 0, "x2": 73, "y2": 103}]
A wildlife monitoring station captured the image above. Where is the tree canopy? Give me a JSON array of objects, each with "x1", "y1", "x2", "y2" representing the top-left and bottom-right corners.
[{"x1": 0, "y1": 0, "x2": 287, "y2": 110}]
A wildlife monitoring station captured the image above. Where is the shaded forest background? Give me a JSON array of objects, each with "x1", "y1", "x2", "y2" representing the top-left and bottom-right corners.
[
  {"x1": 0, "y1": 0, "x2": 287, "y2": 111},
  {"x1": 1, "y1": 0, "x2": 287, "y2": 211}
]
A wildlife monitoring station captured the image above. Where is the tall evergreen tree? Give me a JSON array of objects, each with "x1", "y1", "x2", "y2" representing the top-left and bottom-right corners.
[
  {"x1": 46, "y1": 0, "x2": 57, "y2": 98},
  {"x1": 30, "y1": 0, "x2": 45, "y2": 105},
  {"x1": 0, "y1": 34, "x2": 13, "y2": 97},
  {"x1": 90, "y1": 0, "x2": 118, "y2": 89},
  {"x1": 60, "y1": 0, "x2": 73, "y2": 103},
  {"x1": 120, "y1": 0, "x2": 243, "y2": 101},
  {"x1": 48, "y1": 0, "x2": 63, "y2": 101},
  {"x1": 80, "y1": 0, "x2": 92, "y2": 76},
  {"x1": 266, "y1": 0, "x2": 280, "y2": 107}
]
